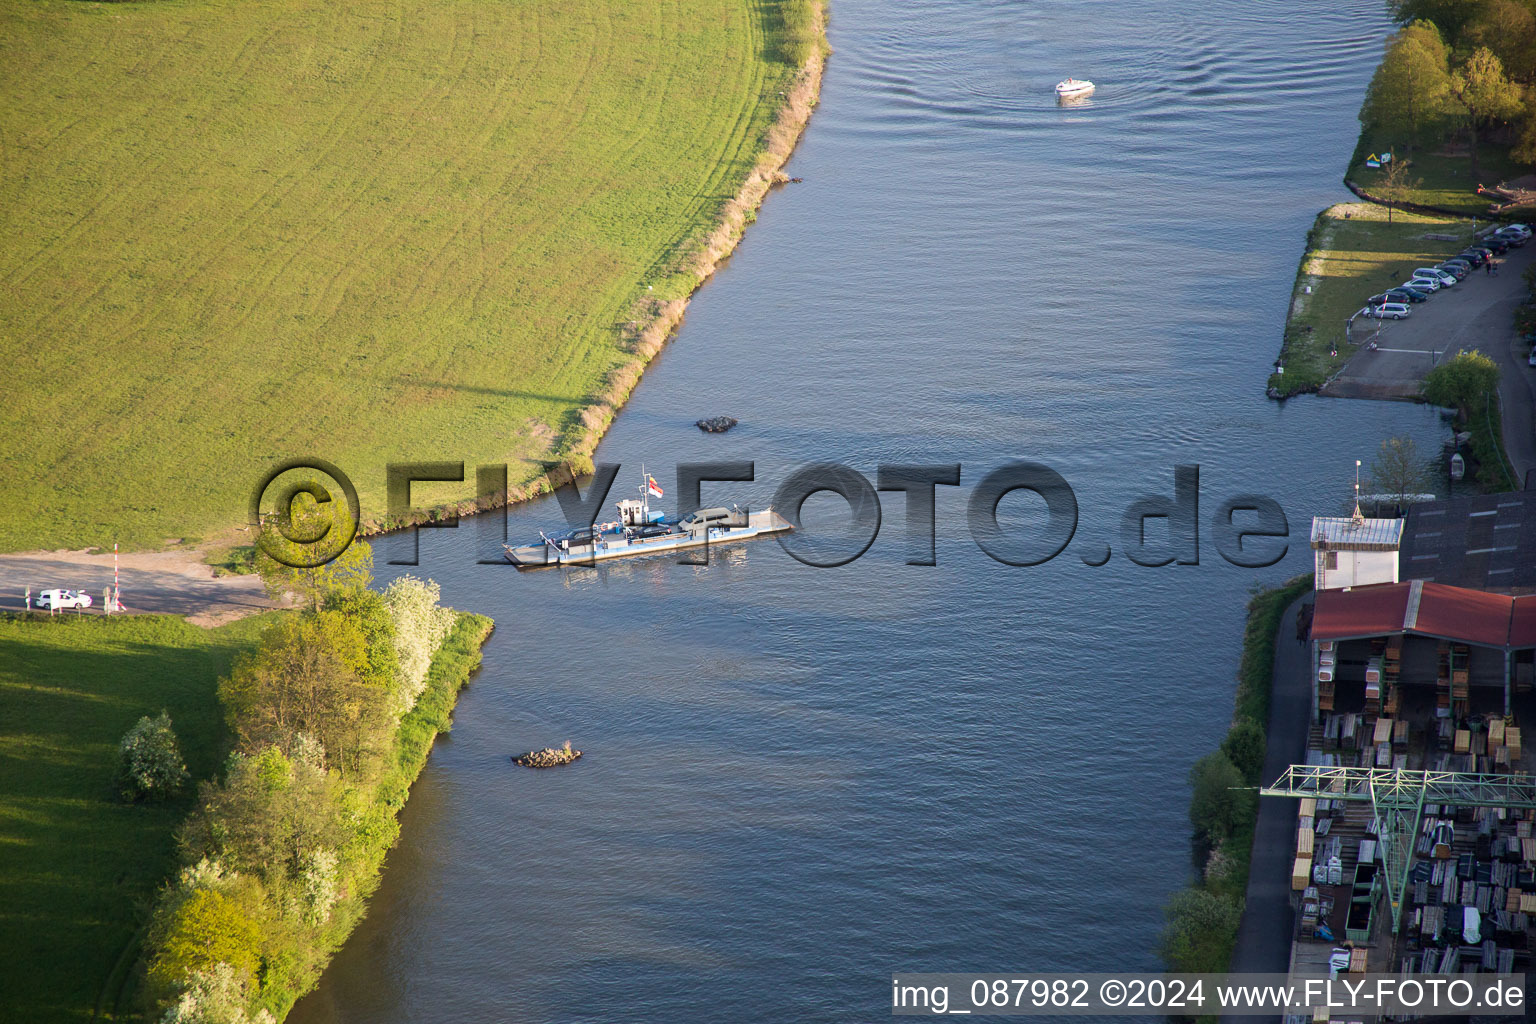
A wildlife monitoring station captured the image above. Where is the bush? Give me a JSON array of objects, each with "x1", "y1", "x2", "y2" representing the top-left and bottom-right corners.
[
  {"x1": 1220, "y1": 719, "x2": 1267, "y2": 786},
  {"x1": 1188, "y1": 752, "x2": 1255, "y2": 845},
  {"x1": 1158, "y1": 887, "x2": 1243, "y2": 973},
  {"x1": 158, "y1": 962, "x2": 274, "y2": 1024},
  {"x1": 117, "y1": 712, "x2": 190, "y2": 802}
]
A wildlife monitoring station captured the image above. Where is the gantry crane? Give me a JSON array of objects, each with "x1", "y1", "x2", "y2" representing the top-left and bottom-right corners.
[{"x1": 1261, "y1": 765, "x2": 1536, "y2": 934}]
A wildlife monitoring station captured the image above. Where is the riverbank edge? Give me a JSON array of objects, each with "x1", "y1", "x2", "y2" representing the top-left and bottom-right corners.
[
  {"x1": 130, "y1": 610, "x2": 495, "y2": 1021},
  {"x1": 350, "y1": 0, "x2": 830, "y2": 539},
  {"x1": 1159, "y1": 575, "x2": 1312, "y2": 973},
  {"x1": 270, "y1": 610, "x2": 493, "y2": 1020}
]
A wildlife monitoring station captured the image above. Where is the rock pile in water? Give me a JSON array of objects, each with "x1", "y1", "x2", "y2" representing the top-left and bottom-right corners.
[
  {"x1": 512, "y1": 741, "x2": 582, "y2": 768},
  {"x1": 695, "y1": 416, "x2": 738, "y2": 433}
]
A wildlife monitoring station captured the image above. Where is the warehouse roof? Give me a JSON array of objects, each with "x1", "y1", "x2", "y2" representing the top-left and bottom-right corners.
[
  {"x1": 1401, "y1": 492, "x2": 1536, "y2": 593},
  {"x1": 1313, "y1": 580, "x2": 1536, "y2": 650}
]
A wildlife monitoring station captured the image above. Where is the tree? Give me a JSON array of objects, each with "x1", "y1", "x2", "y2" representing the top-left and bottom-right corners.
[
  {"x1": 1158, "y1": 888, "x2": 1243, "y2": 974},
  {"x1": 1450, "y1": 47, "x2": 1525, "y2": 178},
  {"x1": 1362, "y1": 22, "x2": 1454, "y2": 150},
  {"x1": 1388, "y1": 0, "x2": 1484, "y2": 40},
  {"x1": 1423, "y1": 348, "x2": 1502, "y2": 417},
  {"x1": 1220, "y1": 719, "x2": 1266, "y2": 786},
  {"x1": 1465, "y1": 0, "x2": 1536, "y2": 83},
  {"x1": 254, "y1": 520, "x2": 373, "y2": 611},
  {"x1": 1370, "y1": 436, "x2": 1433, "y2": 505},
  {"x1": 218, "y1": 610, "x2": 393, "y2": 776},
  {"x1": 117, "y1": 712, "x2": 190, "y2": 802},
  {"x1": 1188, "y1": 752, "x2": 1254, "y2": 845},
  {"x1": 1376, "y1": 157, "x2": 1424, "y2": 223},
  {"x1": 381, "y1": 576, "x2": 456, "y2": 714},
  {"x1": 145, "y1": 890, "x2": 261, "y2": 998}
]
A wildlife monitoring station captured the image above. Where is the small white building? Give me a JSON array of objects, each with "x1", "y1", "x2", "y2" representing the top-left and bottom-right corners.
[{"x1": 1310, "y1": 516, "x2": 1402, "y2": 590}]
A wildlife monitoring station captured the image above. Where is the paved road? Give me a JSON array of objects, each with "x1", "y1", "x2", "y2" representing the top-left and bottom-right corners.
[
  {"x1": 1224, "y1": 595, "x2": 1311, "y2": 1023},
  {"x1": 1325, "y1": 236, "x2": 1536, "y2": 484}
]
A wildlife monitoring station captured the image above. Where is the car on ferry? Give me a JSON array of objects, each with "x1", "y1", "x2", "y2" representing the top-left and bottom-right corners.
[{"x1": 1360, "y1": 302, "x2": 1411, "y2": 320}]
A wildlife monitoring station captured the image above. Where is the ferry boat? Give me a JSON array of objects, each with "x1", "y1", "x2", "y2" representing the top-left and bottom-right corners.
[
  {"x1": 1055, "y1": 77, "x2": 1095, "y2": 99},
  {"x1": 503, "y1": 470, "x2": 791, "y2": 569}
]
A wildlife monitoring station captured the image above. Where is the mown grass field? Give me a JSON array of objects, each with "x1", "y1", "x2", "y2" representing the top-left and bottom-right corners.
[
  {"x1": 1348, "y1": 136, "x2": 1525, "y2": 216},
  {"x1": 0, "y1": 0, "x2": 817, "y2": 553},
  {"x1": 1271, "y1": 202, "x2": 1474, "y2": 395},
  {"x1": 0, "y1": 613, "x2": 271, "y2": 1023}
]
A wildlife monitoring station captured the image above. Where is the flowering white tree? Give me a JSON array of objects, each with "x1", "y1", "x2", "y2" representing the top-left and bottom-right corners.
[
  {"x1": 300, "y1": 848, "x2": 340, "y2": 924},
  {"x1": 381, "y1": 576, "x2": 455, "y2": 714},
  {"x1": 158, "y1": 963, "x2": 274, "y2": 1024},
  {"x1": 117, "y1": 712, "x2": 189, "y2": 802}
]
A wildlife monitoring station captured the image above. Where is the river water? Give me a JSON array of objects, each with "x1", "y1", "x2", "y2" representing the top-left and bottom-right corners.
[{"x1": 292, "y1": 1, "x2": 1445, "y2": 1020}]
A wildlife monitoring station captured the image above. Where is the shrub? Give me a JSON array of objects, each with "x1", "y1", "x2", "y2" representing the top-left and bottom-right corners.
[
  {"x1": 117, "y1": 712, "x2": 190, "y2": 802},
  {"x1": 1220, "y1": 718, "x2": 1267, "y2": 786},
  {"x1": 1158, "y1": 888, "x2": 1243, "y2": 973},
  {"x1": 1188, "y1": 752, "x2": 1254, "y2": 845},
  {"x1": 158, "y1": 962, "x2": 274, "y2": 1024}
]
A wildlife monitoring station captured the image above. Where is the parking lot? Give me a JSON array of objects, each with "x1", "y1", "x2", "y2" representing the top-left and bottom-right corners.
[{"x1": 1322, "y1": 232, "x2": 1536, "y2": 483}]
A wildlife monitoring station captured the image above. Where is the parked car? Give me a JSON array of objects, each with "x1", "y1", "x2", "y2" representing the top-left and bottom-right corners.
[
  {"x1": 1441, "y1": 256, "x2": 1472, "y2": 269},
  {"x1": 1436, "y1": 262, "x2": 1468, "y2": 279},
  {"x1": 36, "y1": 589, "x2": 92, "y2": 611},
  {"x1": 1394, "y1": 284, "x2": 1433, "y2": 301},
  {"x1": 1457, "y1": 249, "x2": 1487, "y2": 267},
  {"x1": 1407, "y1": 274, "x2": 1443, "y2": 292},
  {"x1": 1479, "y1": 236, "x2": 1511, "y2": 254},
  {"x1": 1371, "y1": 288, "x2": 1427, "y2": 304},
  {"x1": 1415, "y1": 267, "x2": 1457, "y2": 286},
  {"x1": 1361, "y1": 302, "x2": 1412, "y2": 320},
  {"x1": 1496, "y1": 223, "x2": 1532, "y2": 241},
  {"x1": 1494, "y1": 231, "x2": 1529, "y2": 248},
  {"x1": 1529, "y1": 348, "x2": 1536, "y2": 367}
]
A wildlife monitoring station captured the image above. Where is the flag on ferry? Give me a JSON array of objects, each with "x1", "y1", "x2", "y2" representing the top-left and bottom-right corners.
[{"x1": 646, "y1": 475, "x2": 664, "y2": 498}]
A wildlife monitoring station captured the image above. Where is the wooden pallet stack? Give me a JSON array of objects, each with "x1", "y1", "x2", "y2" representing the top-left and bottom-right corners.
[
  {"x1": 1383, "y1": 636, "x2": 1402, "y2": 715},
  {"x1": 1317, "y1": 641, "x2": 1336, "y2": 713}
]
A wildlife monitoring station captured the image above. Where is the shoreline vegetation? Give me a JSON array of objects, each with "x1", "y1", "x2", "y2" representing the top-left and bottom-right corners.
[
  {"x1": 0, "y1": 541, "x2": 493, "y2": 1024},
  {"x1": 135, "y1": 552, "x2": 491, "y2": 1023},
  {"x1": 1159, "y1": 575, "x2": 1312, "y2": 975},
  {"x1": 0, "y1": 0, "x2": 829, "y2": 556}
]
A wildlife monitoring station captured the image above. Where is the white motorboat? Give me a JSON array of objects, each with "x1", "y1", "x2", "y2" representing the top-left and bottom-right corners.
[{"x1": 1055, "y1": 78, "x2": 1095, "y2": 99}]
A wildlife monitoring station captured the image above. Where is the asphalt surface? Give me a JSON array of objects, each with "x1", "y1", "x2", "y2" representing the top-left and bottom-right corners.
[
  {"x1": 1323, "y1": 235, "x2": 1536, "y2": 485},
  {"x1": 1223, "y1": 595, "x2": 1311, "y2": 1023}
]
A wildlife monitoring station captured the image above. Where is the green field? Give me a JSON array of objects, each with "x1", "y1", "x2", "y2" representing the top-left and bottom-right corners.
[
  {"x1": 1271, "y1": 202, "x2": 1475, "y2": 395},
  {"x1": 1349, "y1": 137, "x2": 1525, "y2": 216},
  {"x1": 0, "y1": 613, "x2": 270, "y2": 1023},
  {"x1": 0, "y1": 0, "x2": 821, "y2": 553}
]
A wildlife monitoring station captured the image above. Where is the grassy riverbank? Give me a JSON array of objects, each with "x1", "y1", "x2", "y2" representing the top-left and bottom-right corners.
[
  {"x1": 1270, "y1": 203, "x2": 1474, "y2": 396},
  {"x1": 0, "y1": 0, "x2": 826, "y2": 553},
  {"x1": 1159, "y1": 576, "x2": 1312, "y2": 975},
  {"x1": 1348, "y1": 142, "x2": 1524, "y2": 216},
  {"x1": 0, "y1": 613, "x2": 271, "y2": 1024}
]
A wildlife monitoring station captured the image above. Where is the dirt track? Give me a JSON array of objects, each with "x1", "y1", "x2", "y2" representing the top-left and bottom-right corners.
[{"x1": 0, "y1": 546, "x2": 284, "y2": 626}]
